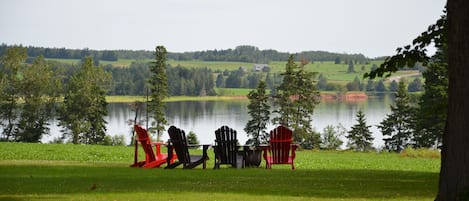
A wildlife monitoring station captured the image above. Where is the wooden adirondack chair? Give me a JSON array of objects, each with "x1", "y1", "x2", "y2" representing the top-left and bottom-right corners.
[
  {"x1": 130, "y1": 124, "x2": 176, "y2": 168},
  {"x1": 262, "y1": 125, "x2": 299, "y2": 170},
  {"x1": 213, "y1": 125, "x2": 244, "y2": 169},
  {"x1": 165, "y1": 126, "x2": 210, "y2": 169}
]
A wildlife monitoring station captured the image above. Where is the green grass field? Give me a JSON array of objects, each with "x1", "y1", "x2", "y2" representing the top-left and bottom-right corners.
[{"x1": 0, "y1": 142, "x2": 440, "y2": 201}]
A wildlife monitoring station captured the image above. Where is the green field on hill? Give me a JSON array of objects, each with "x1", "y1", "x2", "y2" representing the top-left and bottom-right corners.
[{"x1": 46, "y1": 58, "x2": 420, "y2": 85}]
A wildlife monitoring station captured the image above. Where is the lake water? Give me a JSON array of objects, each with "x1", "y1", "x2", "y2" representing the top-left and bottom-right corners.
[{"x1": 43, "y1": 95, "x2": 393, "y2": 148}]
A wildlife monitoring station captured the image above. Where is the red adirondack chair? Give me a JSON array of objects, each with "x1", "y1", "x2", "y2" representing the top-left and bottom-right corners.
[
  {"x1": 262, "y1": 125, "x2": 299, "y2": 170},
  {"x1": 130, "y1": 124, "x2": 176, "y2": 168}
]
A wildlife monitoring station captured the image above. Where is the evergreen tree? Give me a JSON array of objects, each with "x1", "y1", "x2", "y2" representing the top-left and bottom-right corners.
[
  {"x1": 244, "y1": 80, "x2": 270, "y2": 145},
  {"x1": 265, "y1": 72, "x2": 273, "y2": 89},
  {"x1": 59, "y1": 57, "x2": 110, "y2": 144},
  {"x1": 148, "y1": 46, "x2": 169, "y2": 140},
  {"x1": 186, "y1": 131, "x2": 200, "y2": 145},
  {"x1": 0, "y1": 47, "x2": 27, "y2": 141},
  {"x1": 347, "y1": 60, "x2": 355, "y2": 73},
  {"x1": 316, "y1": 73, "x2": 328, "y2": 90},
  {"x1": 334, "y1": 56, "x2": 341, "y2": 64},
  {"x1": 378, "y1": 80, "x2": 415, "y2": 152},
  {"x1": 346, "y1": 76, "x2": 361, "y2": 91},
  {"x1": 389, "y1": 80, "x2": 399, "y2": 92},
  {"x1": 347, "y1": 110, "x2": 374, "y2": 151},
  {"x1": 273, "y1": 56, "x2": 320, "y2": 148},
  {"x1": 407, "y1": 77, "x2": 423, "y2": 92},
  {"x1": 414, "y1": 50, "x2": 447, "y2": 148},
  {"x1": 365, "y1": 79, "x2": 375, "y2": 91},
  {"x1": 215, "y1": 73, "x2": 224, "y2": 88},
  {"x1": 375, "y1": 80, "x2": 387, "y2": 92},
  {"x1": 273, "y1": 56, "x2": 297, "y2": 127},
  {"x1": 225, "y1": 69, "x2": 243, "y2": 88}
]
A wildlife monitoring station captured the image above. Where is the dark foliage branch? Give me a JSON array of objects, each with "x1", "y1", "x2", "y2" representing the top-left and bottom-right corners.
[{"x1": 364, "y1": 13, "x2": 447, "y2": 79}]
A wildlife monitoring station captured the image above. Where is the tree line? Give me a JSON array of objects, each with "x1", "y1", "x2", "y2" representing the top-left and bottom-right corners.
[{"x1": 0, "y1": 44, "x2": 370, "y2": 64}]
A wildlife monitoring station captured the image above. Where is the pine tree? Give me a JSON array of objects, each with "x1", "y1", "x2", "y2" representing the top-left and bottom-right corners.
[
  {"x1": 273, "y1": 56, "x2": 320, "y2": 148},
  {"x1": 414, "y1": 50, "x2": 447, "y2": 148},
  {"x1": 347, "y1": 60, "x2": 355, "y2": 73},
  {"x1": 273, "y1": 55, "x2": 297, "y2": 127},
  {"x1": 148, "y1": 46, "x2": 169, "y2": 141},
  {"x1": 347, "y1": 110, "x2": 374, "y2": 151},
  {"x1": 244, "y1": 80, "x2": 270, "y2": 145},
  {"x1": 378, "y1": 80, "x2": 415, "y2": 152},
  {"x1": 186, "y1": 131, "x2": 200, "y2": 146}
]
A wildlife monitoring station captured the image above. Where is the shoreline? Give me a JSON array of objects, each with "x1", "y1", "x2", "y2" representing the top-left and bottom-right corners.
[{"x1": 106, "y1": 92, "x2": 370, "y2": 103}]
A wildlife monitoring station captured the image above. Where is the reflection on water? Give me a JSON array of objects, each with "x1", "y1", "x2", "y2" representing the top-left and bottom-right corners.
[{"x1": 43, "y1": 95, "x2": 392, "y2": 148}]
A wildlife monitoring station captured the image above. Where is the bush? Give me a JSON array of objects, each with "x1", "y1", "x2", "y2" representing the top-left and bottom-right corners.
[
  {"x1": 186, "y1": 131, "x2": 199, "y2": 147},
  {"x1": 399, "y1": 147, "x2": 440, "y2": 159},
  {"x1": 101, "y1": 134, "x2": 126, "y2": 146}
]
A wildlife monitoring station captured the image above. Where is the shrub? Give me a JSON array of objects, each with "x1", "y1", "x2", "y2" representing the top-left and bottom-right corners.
[
  {"x1": 187, "y1": 131, "x2": 199, "y2": 147},
  {"x1": 399, "y1": 147, "x2": 440, "y2": 159},
  {"x1": 101, "y1": 134, "x2": 126, "y2": 146}
]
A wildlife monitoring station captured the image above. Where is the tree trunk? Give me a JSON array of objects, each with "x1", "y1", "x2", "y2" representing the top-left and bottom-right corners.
[{"x1": 436, "y1": 1, "x2": 469, "y2": 200}]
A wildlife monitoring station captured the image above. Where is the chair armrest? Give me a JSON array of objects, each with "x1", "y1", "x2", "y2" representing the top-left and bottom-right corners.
[
  {"x1": 151, "y1": 141, "x2": 166, "y2": 145},
  {"x1": 262, "y1": 145, "x2": 270, "y2": 162},
  {"x1": 291, "y1": 144, "x2": 300, "y2": 150},
  {"x1": 291, "y1": 144, "x2": 300, "y2": 160},
  {"x1": 186, "y1": 144, "x2": 204, "y2": 148}
]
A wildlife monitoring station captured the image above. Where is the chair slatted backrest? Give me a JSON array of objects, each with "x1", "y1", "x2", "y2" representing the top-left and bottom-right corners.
[
  {"x1": 215, "y1": 126, "x2": 238, "y2": 165},
  {"x1": 168, "y1": 126, "x2": 191, "y2": 164},
  {"x1": 269, "y1": 125, "x2": 293, "y2": 164},
  {"x1": 134, "y1": 124, "x2": 156, "y2": 162}
]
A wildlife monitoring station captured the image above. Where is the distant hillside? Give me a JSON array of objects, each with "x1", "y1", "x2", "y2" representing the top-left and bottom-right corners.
[{"x1": 1, "y1": 44, "x2": 371, "y2": 64}]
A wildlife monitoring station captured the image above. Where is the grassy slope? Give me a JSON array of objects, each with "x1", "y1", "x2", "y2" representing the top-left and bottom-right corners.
[
  {"x1": 0, "y1": 143, "x2": 439, "y2": 201},
  {"x1": 49, "y1": 58, "x2": 421, "y2": 99},
  {"x1": 47, "y1": 58, "x2": 419, "y2": 83}
]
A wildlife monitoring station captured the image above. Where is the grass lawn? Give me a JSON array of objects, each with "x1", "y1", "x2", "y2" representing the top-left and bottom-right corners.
[{"x1": 0, "y1": 143, "x2": 439, "y2": 201}]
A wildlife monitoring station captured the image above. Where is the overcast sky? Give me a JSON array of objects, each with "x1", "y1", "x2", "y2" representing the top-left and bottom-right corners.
[{"x1": 1, "y1": 0, "x2": 446, "y2": 58}]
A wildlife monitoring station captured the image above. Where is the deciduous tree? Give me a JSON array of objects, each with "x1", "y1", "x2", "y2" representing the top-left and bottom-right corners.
[
  {"x1": 59, "y1": 57, "x2": 110, "y2": 144},
  {"x1": 15, "y1": 56, "x2": 61, "y2": 142},
  {"x1": 0, "y1": 47, "x2": 26, "y2": 141},
  {"x1": 438, "y1": 1, "x2": 469, "y2": 199},
  {"x1": 321, "y1": 124, "x2": 345, "y2": 150}
]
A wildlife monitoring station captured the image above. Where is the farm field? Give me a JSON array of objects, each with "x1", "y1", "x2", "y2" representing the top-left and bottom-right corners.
[
  {"x1": 46, "y1": 58, "x2": 421, "y2": 85},
  {"x1": 0, "y1": 142, "x2": 440, "y2": 201}
]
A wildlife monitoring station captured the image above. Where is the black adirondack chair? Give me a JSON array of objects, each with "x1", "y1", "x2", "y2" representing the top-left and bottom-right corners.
[
  {"x1": 213, "y1": 126, "x2": 244, "y2": 169},
  {"x1": 165, "y1": 126, "x2": 210, "y2": 169}
]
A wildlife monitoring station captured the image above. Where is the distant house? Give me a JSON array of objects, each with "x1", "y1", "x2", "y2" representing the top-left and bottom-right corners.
[{"x1": 253, "y1": 64, "x2": 269, "y2": 72}]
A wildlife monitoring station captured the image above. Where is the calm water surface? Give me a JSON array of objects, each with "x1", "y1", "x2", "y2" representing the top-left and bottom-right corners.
[{"x1": 43, "y1": 95, "x2": 392, "y2": 148}]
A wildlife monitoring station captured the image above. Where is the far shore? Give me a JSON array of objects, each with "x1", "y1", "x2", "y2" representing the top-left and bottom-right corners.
[
  {"x1": 106, "y1": 92, "x2": 369, "y2": 103},
  {"x1": 105, "y1": 95, "x2": 248, "y2": 103}
]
